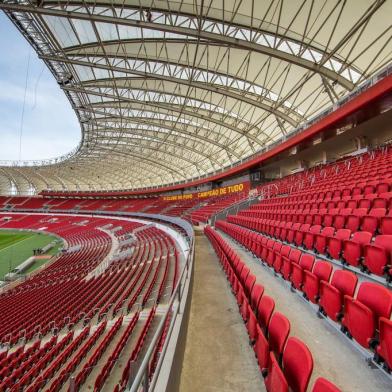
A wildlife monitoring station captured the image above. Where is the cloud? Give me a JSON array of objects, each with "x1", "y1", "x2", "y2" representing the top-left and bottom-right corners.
[{"x1": 0, "y1": 13, "x2": 80, "y2": 162}]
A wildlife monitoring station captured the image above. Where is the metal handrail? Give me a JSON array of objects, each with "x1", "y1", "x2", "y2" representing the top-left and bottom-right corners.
[{"x1": 128, "y1": 236, "x2": 194, "y2": 392}]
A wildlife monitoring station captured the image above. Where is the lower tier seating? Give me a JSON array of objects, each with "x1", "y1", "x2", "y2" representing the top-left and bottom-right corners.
[
  {"x1": 214, "y1": 220, "x2": 392, "y2": 374},
  {"x1": 204, "y1": 225, "x2": 342, "y2": 392},
  {"x1": 0, "y1": 213, "x2": 180, "y2": 391}
]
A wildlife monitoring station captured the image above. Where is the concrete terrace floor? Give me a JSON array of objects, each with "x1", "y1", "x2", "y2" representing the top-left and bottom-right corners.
[{"x1": 179, "y1": 234, "x2": 264, "y2": 392}]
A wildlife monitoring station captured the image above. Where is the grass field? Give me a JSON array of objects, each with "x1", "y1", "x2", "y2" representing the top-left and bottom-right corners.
[{"x1": 0, "y1": 230, "x2": 62, "y2": 280}]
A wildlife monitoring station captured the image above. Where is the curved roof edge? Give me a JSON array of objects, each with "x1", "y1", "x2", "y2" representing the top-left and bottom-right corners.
[{"x1": 40, "y1": 71, "x2": 392, "y2": 199}]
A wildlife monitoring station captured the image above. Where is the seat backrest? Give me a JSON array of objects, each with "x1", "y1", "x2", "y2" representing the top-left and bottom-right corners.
[
  {"x1": 268, "y1": 312, "x2": 290, "y2": 359},
  {"x1": 340, "y1": 208, "x2": 352, "y2": 216},
  {"x1": 281, "y1": 245, "x2": 291, "y2": 258},
  {"x1": 311, "y1": 377, "x2": 341, "y2": 392},
  {"x1": 330, "y1": 270, "x2": 357, "y2": 297},
  {"x1": 365, "y1": 193, "x2": 378, "y2": 200},
  {"x1": 356, "y1": 282, "x2": 392, "y2": 320},
  {"x1": 265, "y1": 352, "x2": 288, "y2": 392},
  {"x1": 254, "y1": 324, "x2": 270, "y2": 371},
  {"x1": 350, "y1": 231, "x2": 372, "y2": 245},
  {"x1": 240, "y1": 265, "x2": 250, "y2": 284},
  {"x1": 328, "y1": 208, "x2": 339, "y2": 215},
  {"x1": 374, "y1": 235, "x2": 392, "y2": 253},
  {"x1": 245, "y1": 273, "x2": 256, "y2": 295},
  {"x1": 299, "y1": 254, "x2": 315, "y2": 271},
  {"x1": 335, "y1": 229, "x2": 351, "y2": 240},
  {"x1": 283, "y1": 337, "x2": 313, "y2": 392},
  {"x1": 273, "y1": 242, "x2": 282, "y2": 252},
  {"x1": 251, "y1": 283, "x2": 264, "y2": 310},
  {"x1": 267, "y1": 238, "x2": 275, "y2": 248},
  {"x1": 236, "y1": 261, "x2": 245, "y2": 275},
  {"x1": 353, "y1": 208, "x2": 368, "y2": 216},
  {"x1": 257, "y1": 295, "x2": 275, "y2": 330},
  {"x1": 289, "y1": 249, "x2": 302, "y2": 264},
  {"x1": 313, "y1": 260, "x2": 333, "y2": 281},
  {"x1": 378, "y1": 317, "x2": 392, "y2": 369},
  {"x1": 321, "y1": 226, "x2": 335, "y2": 236},
  {"x1": 368, "y1": 208, "x2": 386, "y2": 217},
  {"x1": 309, "y1": 225, "x2": 322, "y2": 234}
]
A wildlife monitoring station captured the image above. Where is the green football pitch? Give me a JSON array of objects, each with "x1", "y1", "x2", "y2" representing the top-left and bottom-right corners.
[{"x1": 0, "y1": 230, "x2": 62, "y2": 280}]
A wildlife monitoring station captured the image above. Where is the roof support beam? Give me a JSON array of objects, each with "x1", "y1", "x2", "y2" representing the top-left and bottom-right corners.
[
  {"x1": 74, "y1": 100, "x2": 266, "y2": 147},
  {"x1": 42, "y1": 54, "x2": 301, "y2": 126},
  {"x1": 0, "y1": 2, "x2": 355, "y2": 90},
  {"x1": 93, "y1": 118, "x2": 241, "y2": 159}
]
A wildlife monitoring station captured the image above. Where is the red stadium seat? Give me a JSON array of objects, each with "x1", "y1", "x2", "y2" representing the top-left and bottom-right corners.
[
  {"x1": 346, "y1": 208, "x2": 367, "y2": 232},
  {"x1": 380, "y1": 211, "x2": 392, "y2": 235},
  {"x1": 254, "y1": 324, "x2": 270, "y2": 370},
  {"x1": 328, "y1": 229, "x2": 351, "y2": 260},
  {"x1": 274, "y1": 245, "x2": 291, "y2": 274},
  {"x1": 250, "y1": 283, "x2": 264, "y2": 310},
  {"x1": 294, "y1": 224, "x2": 311, "y2": 246},
  {"x1": 282, "y1": 337, "x2": 313, "y2": 392},
  {"x1": 247, "y1": 304, "x2": 259, "y2": 342},
  {"x1": 362, "y1": 208, "x2": 386, "y2": 235},
  {"x1": 319, "y1": 270, "x2": 358, "y2": 322},
  {"x1": 268, "y1": 312, "x2": 290, "y2": 362},
  {"x1": 291, "y1": 254, "x2": 315, "y2": 290},
  {"x1": 257, "y1": 295, "x2": 275, "y2": 333},
  {"x1": 342, "y1": 282, "x2": 392, "y2": 347},
  {"x1": 342, "y1": 231, "x2": 372, "y2": 267},
  {"x1": 363, "y1": 234, "x2": 392, "y2": 276},
  {"x1": 281, "y1": 249, "x2": 301, "y2": 281},
  {"x1": 303, "y1": 261, "x2": 333, "y2": 304},
  {"x1": 264, "y1": 352, "x2": 288, "y2": 392},
  {"x1": 303, "y1": 225, "x2": 322, "y2": 250},
  {"x1": 376, "y1": 317, "x2": 392, "y2": 371},
  {"x1": 315, "y1": 227, "x2": 335, "y2": 254},
  {"x1": 312, "y1": 377, "x2": 341, "y2": 392}
]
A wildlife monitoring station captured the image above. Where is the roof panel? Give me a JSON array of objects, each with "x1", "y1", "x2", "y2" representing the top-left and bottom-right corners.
[{"x1": 0, "y1": 0, "x2": 391, "y2": 193}]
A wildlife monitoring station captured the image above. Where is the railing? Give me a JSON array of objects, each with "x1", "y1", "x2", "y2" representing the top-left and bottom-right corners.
[
  {"x1": 210, "y1": 196, "x2": 260, "y2": 226},
  {"x1": 128, "y1": 235, "x2": 194, "y2": 392}
]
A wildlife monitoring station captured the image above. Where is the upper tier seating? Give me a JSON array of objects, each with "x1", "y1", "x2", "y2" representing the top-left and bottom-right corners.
[{"x1": 228, "y1": 148, "x2": 392, "y2": 282}]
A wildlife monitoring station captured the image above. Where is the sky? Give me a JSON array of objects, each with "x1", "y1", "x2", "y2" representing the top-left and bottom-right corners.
[{"x1": 0, "y1": 12, "x2": 80, "y2": 162}]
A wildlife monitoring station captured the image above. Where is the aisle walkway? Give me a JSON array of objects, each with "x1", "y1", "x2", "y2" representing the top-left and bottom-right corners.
[
  {"x1": 219, "y1": 230, "x2": 391, "y2": 392},
  {"x1": 179, "y1": 234, "x2": 264, "y2": 392}
]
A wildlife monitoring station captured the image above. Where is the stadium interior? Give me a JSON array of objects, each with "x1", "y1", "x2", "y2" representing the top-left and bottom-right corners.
[{"x1": 0, "y1": 1, "x2": 392, "y2": 392}]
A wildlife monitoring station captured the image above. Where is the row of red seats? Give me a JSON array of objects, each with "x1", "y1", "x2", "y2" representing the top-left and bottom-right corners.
[
  {"x1": 0, "y1": 216, "x2": 175, "y2": 346},
  {"x1": 256, "y1": 147, "x2": 392, "y2": 197},
  {"x1": 242, "y1": 203, "x2": 392, "y2": 236},
  {"x1": 5, "y1": 333, "x2": 74, "y2": 391},
  {"x1": 73, "y1": 317, "x2": 123, "y2": 390},
  {"x1": 228, "y1": 215, "x2": 392, "y2": 280},
  {"x1": 94, "y1": 313, "x2": 139, "y2": 392},
  {"x1": 48, "y1": 321, "x2": 107, "y2": 392},
  {"x1": 116, "y1": 307, "x2": 157, "y2": 392},
  {"x1": 26, "y1": 327, "x2": 90, "y2": 392},
  {"x1": 216, "y1": 220, "x2": 392, "y2": 373},
  {"x1": 204, "y1": 225, "x2": 340, "y2": 392}
]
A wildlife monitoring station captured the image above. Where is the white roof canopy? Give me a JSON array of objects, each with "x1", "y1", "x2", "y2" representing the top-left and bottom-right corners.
[{"x1": 0, "y1": 0, "x2": 391, "y2": 193}]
